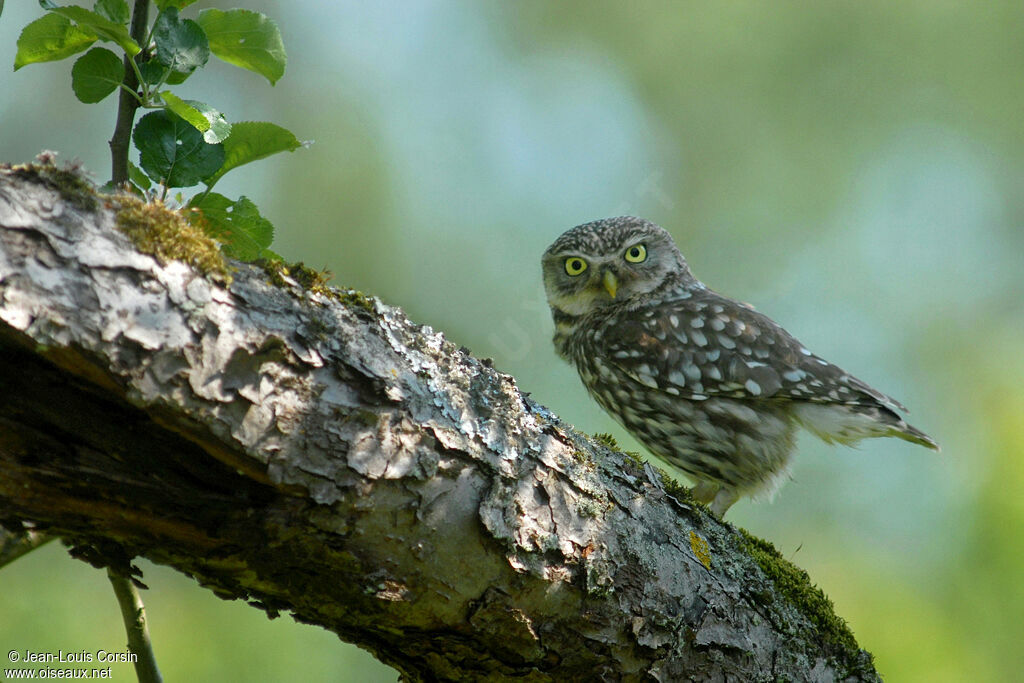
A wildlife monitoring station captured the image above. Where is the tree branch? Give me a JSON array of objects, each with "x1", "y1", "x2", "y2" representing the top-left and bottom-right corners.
[{"x1": 0, "y1": 163, "x2": 880, "y2": 682}]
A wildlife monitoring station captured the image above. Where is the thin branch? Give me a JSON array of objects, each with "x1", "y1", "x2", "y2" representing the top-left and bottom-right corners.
[
  {"x1": 107, "y1": 570, "x2": 163, "y2": 683},
  {"x1": 0, "y1": 527, "x2": 53, "y2": 569},
  {"x1": 108, "y1": 0, "x2": 151, "y2": 185}
]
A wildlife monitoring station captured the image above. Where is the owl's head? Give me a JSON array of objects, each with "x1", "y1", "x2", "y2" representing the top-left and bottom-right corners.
[{"x1": 542, "y1": 216, "x2": 696, "y2": 316}]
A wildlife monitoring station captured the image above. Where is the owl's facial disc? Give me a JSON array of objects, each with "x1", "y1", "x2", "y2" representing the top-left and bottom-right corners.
[{"x1": 542, "y1": 217, "x2": 697, "y2": 318}]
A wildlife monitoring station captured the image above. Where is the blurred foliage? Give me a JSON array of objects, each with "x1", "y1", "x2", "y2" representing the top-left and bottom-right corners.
[{"x1": 2, "y1": 1, "x2": 1022, "y2": 681}]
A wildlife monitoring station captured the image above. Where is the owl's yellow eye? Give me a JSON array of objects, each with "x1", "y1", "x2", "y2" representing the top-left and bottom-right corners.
[
  {"x1": 624, "y1": 244, "x2": 647, "y2": 263},
  {"x1": 564, "y1": 257, "x2": 588, "y2": 276}
]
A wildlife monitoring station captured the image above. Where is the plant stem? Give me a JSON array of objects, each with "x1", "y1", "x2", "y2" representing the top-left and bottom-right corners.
[
  {"x1": 107, "y1": 569, "x2": 163, "y2": 683},
  {"x1": 108, "y1": 0, "x2": 152, "y2": 186}
]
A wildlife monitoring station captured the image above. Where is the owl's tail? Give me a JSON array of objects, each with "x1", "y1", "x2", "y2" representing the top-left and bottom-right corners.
[
  {"x1": 793, "y1": 402, "x2": 940, "y2": 451},
  {"x1": 890, "y1": 422, "x2": 940, "y2": 451}
]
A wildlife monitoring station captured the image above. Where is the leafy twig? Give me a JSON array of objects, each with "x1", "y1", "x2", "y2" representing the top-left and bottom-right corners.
[{"x1": 16, "y1": 2, "x2": 299, "y2": 260}]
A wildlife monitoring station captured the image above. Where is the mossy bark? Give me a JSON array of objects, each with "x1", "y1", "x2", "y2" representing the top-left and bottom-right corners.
[{"x1": 0, "y1": 164, "x2": 880, "y2": 682}]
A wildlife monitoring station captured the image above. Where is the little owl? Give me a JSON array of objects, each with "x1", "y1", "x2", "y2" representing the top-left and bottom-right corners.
[{"x1": 542, "y1": 216, "x2": 938, "y2": 517}]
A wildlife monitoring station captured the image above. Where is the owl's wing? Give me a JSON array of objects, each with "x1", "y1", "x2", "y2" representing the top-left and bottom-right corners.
[{"x1": 599, "y1": 289, "x2": 909, "y2": 413}]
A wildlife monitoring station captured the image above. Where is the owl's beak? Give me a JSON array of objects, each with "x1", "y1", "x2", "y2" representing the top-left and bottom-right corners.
[{"x1": 602, "y1": 270, "x2": 618, "y2": 299}]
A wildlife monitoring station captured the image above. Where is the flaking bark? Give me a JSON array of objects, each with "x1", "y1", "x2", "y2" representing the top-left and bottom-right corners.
[{"x1": 0, "y1": 164, "x2": 880, "y2": 682}]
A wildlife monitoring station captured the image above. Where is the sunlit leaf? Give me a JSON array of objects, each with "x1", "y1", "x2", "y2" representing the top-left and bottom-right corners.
[
  {"x1": 159, "y1": 93, "x2": 232, "y2": 144},
  {"x1": 204, "y1": 121, "x2": 303, "y2": 187},
  {"x1": 154, "y1": 0, "x2": 198, "y2": 9},
  {"x1": 49, "y1": 5, "x2": 140, "y2": 56},
  {"x1": 93, "y1": 0, "x2": 128, "y2": 24},
  {"x1": 187, "y1": 100, "x2": 232, "y2": 144},
  {"x1": 196, "y1": 8, "x2": 285, "y2": 84},
  {"x1": 160, "y1": 91, "x2": 208, "y2": 132},
  {"x1": 14, "y1": 13, "x2": 96, "y2": 70}
]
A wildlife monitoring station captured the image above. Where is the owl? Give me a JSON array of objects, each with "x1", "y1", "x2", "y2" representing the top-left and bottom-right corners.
[{"x1": 542, "y1": 216, "x2": 938, "y2": 517}]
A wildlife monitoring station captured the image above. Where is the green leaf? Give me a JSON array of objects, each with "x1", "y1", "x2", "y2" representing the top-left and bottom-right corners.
[
  {"x1": 137, "y1": 60, "x2": 165, "y2": 85},
  {"x1": 100, "y1": 178, "x2": 144, "y2": 196},
  {"x1": 127, "y1": 161, "x2": 151, "y2": 190},
  {"x1": 160, "y1": 90, "x2": 208, "y2": 132},
  {"x1": 14, "y1": 13, "x2": 97, "y2": 70},
  {"x1": 71, "y1": 47, "x2": 124, "y2": 103},
  {"x1": 165, "y1": 68, "x2": 191, "y2": 85},
  {"x1": 49, "y1": 6, "x2": 140, "y2": 56},
  {"x1": 153, "y1": 7, "x2": 209, "y2": 74},
  {"x1": 191, "y1": 192, "x2": 274, "y2": 261},
  {"x1": 186, "y1": 100, "x2": 231, "y2": 144},
  {"x1": 139, "y1": 60, "x2": 195, "y2": 87},
  {"x1": 93, "y1": 0, "x2": 128, "y2": 24},
  {"x1": 155, "y1": 0, "x2": 198, "y2": 9},
  {"x1": 157, "y1": 93, "x2": 232, "y2": 143},
  {"x1": 196, "y1": 8, "x2": 286, "y2": 85},
  {"x1": 133, "y1": 110, "x2": 225, "y2": 188},
  {"x1": 204, "y1": 121, "x2": 303, "y2": 187},
  {"x1": 158, "y1": 93, "x2": 232, "y2": 144}
]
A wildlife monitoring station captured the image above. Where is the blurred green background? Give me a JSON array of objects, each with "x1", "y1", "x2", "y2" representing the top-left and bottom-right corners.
[{"x1": 2, "y1": 1, "x2": 1022, "y2": 681}]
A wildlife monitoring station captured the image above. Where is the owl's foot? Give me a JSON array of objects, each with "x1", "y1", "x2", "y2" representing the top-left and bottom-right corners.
[
  {"x1": 709, "y1": 488, "x2": 739, "y2": 518},
  {"x1": 690, "y1": 480, "x2": 739, "y2": 518},
  {"x1": 690, "y1": 480, "x2": 718, "y2": 505}
]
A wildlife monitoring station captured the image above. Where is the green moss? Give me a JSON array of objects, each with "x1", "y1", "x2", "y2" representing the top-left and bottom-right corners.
[
  {"x1": 256, "y1": 258, "x2": 376, "y2": 312},
  {"x1": 656, "y1": 470, "x2": 692, "y2": 501},
  {"x1": 115, "y1": 194, "x2": 230, "y2": 283},
  {"x1": 289, "y1": 262, "x2": 334, "y2": 296},
  {"x1": 738, "y1": 528, "x2": 862, "y2": 657},
  {"x1": 336, "y1": 288, "x2": 376, "y2": 312},
  {"x1": 591, "y1": 432, "x2": 635, "y2": 461},
  {"x1": 620, "y1": 450, "x2": 644, "y2": 465},
  {"x1": 258, "y1": 258, "x2": 291, "y2": 288},
  {"x1": 12, "y1": 161, "x2": 98, "y2": 212}
]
